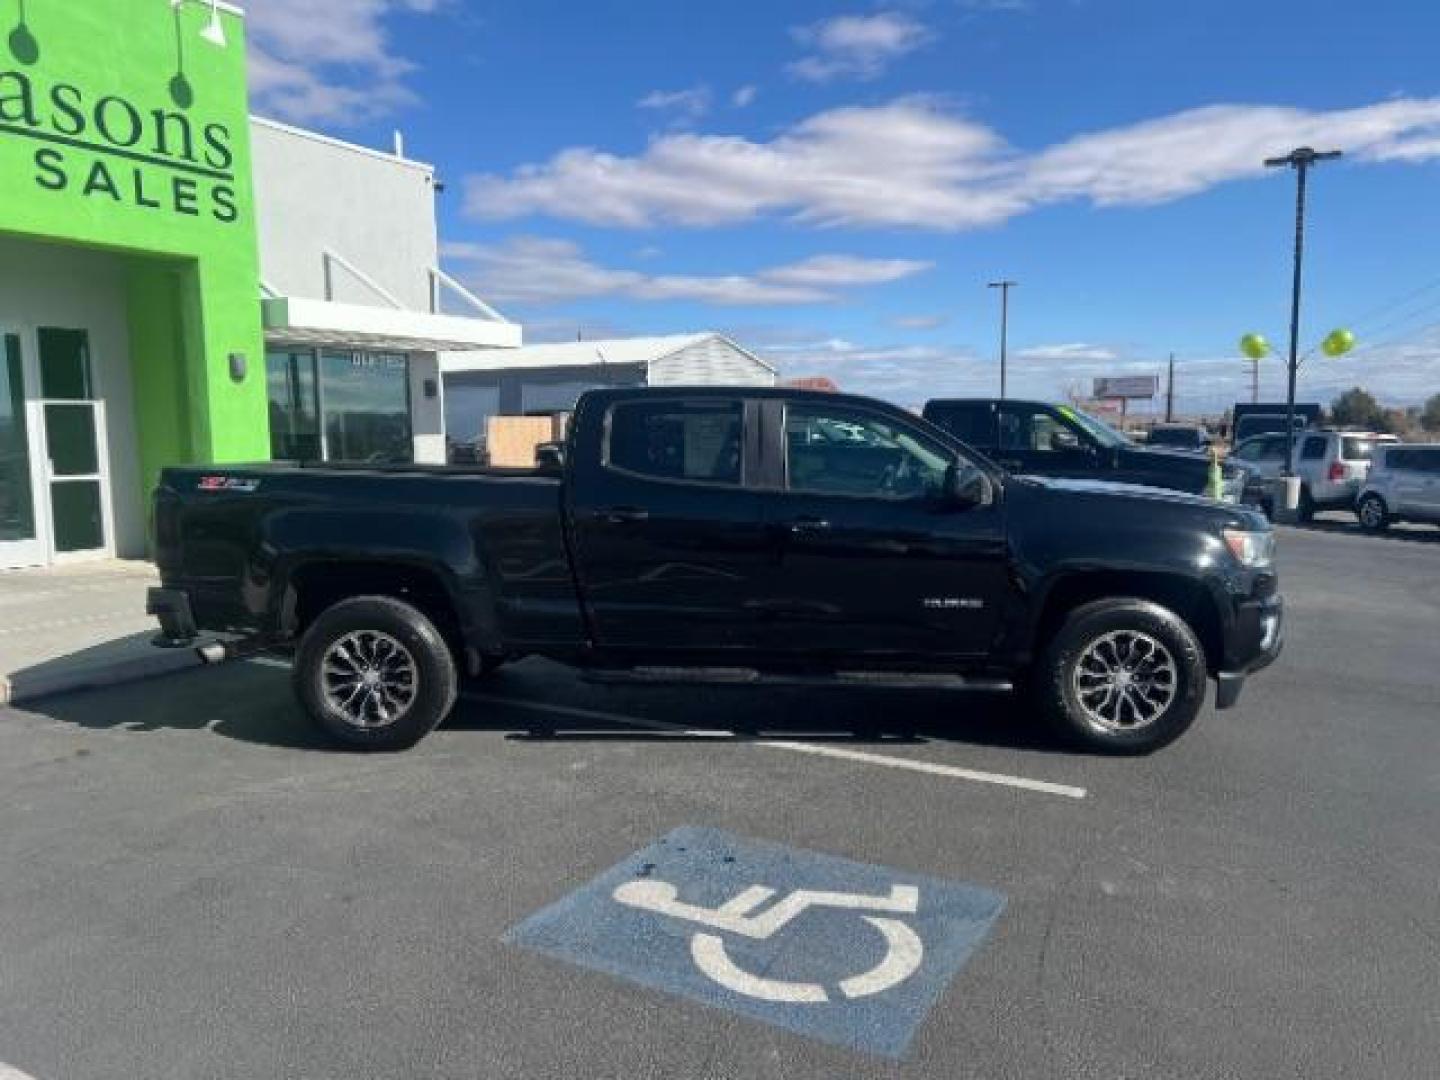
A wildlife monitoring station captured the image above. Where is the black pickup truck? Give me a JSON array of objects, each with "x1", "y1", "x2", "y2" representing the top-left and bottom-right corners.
[
  {"x1": 923, "y1": 398, "x2": 1252, "y2": 502},
  {"x1": 149, "y1": 387, "x2": 1283, "y2": 754}
]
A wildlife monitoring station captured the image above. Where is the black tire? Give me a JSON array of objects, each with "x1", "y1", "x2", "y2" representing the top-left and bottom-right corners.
[
  {"x1": 1296, "y1": 485, "x2": 1316, "y2": 523},
  {"x1": 1356, "y1": 493, "x2": 1389, "y2": 532},
  {"x1": 293, "y1": 596, "x2": 457, "y2": 751},
  {"x1": 1036, "y1": 598, "x2": 1208, "y2": 754}
]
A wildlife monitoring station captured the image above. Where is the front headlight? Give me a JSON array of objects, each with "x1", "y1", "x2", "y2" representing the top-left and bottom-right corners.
[{"x1": 1223, "y1": 527, "x2": 1275, "y2": 568}]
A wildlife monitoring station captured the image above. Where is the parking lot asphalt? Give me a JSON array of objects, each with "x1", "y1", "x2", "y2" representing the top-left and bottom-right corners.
[{"x1": 1, "y1": 521, "x2": 1438, "y2": 1079}]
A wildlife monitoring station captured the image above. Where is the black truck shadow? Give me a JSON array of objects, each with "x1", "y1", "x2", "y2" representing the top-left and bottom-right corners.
[{"x1": 28, "y1": 657, "x2": 1075, "y2": 756}]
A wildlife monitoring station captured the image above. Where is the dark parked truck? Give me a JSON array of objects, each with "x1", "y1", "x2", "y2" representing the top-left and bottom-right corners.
[
  {"x1": 923, "y1": 398, "x2": 1252, "y2": 502},
  {"x1": 149, "y1": 388, "x2": 1283, "y2": 754}
]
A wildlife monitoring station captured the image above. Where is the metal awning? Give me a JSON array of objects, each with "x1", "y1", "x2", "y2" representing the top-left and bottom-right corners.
[{"x1": 262, "y1": 296, "x2": 522, "y2": 353}]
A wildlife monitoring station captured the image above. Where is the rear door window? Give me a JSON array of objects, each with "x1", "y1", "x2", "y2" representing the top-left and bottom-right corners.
[
  {"x1": 1341, "y1": 437, "x2": 1377, "y2": 461},
  {"x1": 606, "y1": 400, "x2": 745, "y2": 485},
  {"x1": 1418, "y1": 447, "x2": 1440, "y2": 474},
  {"x1": 927, "y1": 403, "x2": 995, "y2": 447},
  {"x1": 1300, "y1": 436, "x2": 1327, "y2": 460}
]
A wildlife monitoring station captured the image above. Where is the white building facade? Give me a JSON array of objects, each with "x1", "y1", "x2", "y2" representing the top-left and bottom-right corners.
[{"x1": 252, "y1": 118, "x2": 519, "y2": 466}]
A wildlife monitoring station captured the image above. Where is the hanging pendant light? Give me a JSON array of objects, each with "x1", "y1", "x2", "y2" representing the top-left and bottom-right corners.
[{"x1": 199, "y1": 0, "x2": 227, "y2": 47}]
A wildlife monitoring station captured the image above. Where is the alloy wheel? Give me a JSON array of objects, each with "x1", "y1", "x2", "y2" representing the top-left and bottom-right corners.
[
  {"x1": 1072, "y1": 630, "x2": 1179, "y2": 732},
  {"x1": 321, "y1": 630, "x2": 419, "y2": 729}
]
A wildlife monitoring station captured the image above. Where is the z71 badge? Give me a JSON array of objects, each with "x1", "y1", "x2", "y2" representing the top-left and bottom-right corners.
[{"x1": 197, "y1": 476, "x2": 260, "y2": 493}]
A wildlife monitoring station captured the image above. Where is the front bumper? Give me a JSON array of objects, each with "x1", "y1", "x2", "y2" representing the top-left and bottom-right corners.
[{"x1": 1214, "y1": 594, "x2": 1284, "y2": 709}]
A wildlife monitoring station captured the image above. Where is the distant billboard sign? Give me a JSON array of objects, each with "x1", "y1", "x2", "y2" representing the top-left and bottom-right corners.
[{"x1": 1094, "y1": 375, "x2": 1159, "y2": 400}]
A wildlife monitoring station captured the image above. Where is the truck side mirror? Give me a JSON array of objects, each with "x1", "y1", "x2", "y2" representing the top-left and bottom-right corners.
[
  {"x1": 535, "y1": 442, "x2": 565, "y2": 473},
  {"x1": 944, "y1": 462, "x2": 991, "y2": 509},
  {"x1": 1051, "y1": 429, "x2": 1081, "y2": 452}
]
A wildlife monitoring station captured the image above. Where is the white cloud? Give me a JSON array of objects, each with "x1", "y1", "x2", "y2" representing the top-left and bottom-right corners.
[
  {"x1": 440, "y1": 238, "x2": 930, "y2": 307},
  {"x1": 733, "y1": 85, "x2": 759, "y2": 108},
  {"x1": 637, "y1": 86, "x2": 712, "y2": 124},
  {"x1": 957, "y1": 0, "x2": 1033, "y2": 12},
  {"x1": 755, "y1": 327, "x2": 1440, "y2": 412},
  {"x1": 892, "y1": 314, "x2": 950, "y2": 330},
  {"x1": 757, "y1": 254, "x2": 933, "y2": 287},
  {"x1": 1017, "y1": 343, "x2": 1120, "y2": 363},
  {"x1": 788, "y1": 13, "x2": 933, "y2": 83},
  {"x1": 465, "y1": 96, "x2": 1440, "y2": 231},
  {"x1": 245, "y1": 0, "x2": 442, "y2": 126}
]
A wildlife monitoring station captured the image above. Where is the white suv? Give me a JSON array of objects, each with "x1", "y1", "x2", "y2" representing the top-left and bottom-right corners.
[
  {"x1": 1291, "y1": 430, "x2": 1396, "y2": 522},
  {"x1": 1356, "y1": 444, "x2": 1440, "y2": 531}
]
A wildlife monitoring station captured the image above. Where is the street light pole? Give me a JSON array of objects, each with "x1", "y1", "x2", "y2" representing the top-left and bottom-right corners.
[
  {"x1": 1264, "y1": 147, "x2": 1341, "y2": 480},
  {"x1": 988, "y1": 280, "x2": 1016, "y2": 399},
  {"x1": 1166, "y1": 352, "x2": 1175, "y2": 423}
]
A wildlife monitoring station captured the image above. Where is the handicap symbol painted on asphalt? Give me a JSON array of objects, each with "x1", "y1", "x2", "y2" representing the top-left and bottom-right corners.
[
  {"x1": 504, "y1": 826, "x2": 1006, "y2": 1058},
  {"x1": 613, "y1": 878, "x2": 924, "y2": 1004}
]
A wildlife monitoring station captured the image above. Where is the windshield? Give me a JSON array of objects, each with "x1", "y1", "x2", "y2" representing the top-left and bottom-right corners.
[{"x1": 1056, "y1": 404, "x2": 1128, "y2": 449}]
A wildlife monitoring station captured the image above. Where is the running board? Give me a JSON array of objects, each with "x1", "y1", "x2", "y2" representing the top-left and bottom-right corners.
[{"x1": 583, "y1": 667, "x2": 1012, "y2": 692}]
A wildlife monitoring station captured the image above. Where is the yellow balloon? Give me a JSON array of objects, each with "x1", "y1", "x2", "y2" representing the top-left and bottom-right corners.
[
  {"x1": 1322, "y1": 328, "x2": 1356, "y2": 357},
  {"x1": 1240, "y1": 333, "x2": 1270, "y2": 360}
]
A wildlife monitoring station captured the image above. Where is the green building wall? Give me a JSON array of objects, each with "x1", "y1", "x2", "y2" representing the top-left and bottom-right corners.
[{"x1": 0, "y1": 0, "x2": 268, "y2": 509}]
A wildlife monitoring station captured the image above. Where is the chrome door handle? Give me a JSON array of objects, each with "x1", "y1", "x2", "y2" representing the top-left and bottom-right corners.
[
  {"x1": 596, "y1": 506, "x2": 649, "y2": 525},
  {"x1": 787, "y1": 518, "x2": 831, "y2": 534}
]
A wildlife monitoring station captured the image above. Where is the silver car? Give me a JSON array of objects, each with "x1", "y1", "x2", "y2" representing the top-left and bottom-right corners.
[
  {"x1": 1356, "y1": 443, "x2": 1440, "y2": 531},
  {"x1": 1291, "y1": 430, "x2": 1396, "y2": 522},
  {"x1": 1228, "y1": 432, "x2": 1293, "y2": 517}
]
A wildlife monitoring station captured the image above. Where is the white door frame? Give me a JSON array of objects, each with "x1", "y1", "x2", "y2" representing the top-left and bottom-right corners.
[
  {"x1": 43, "y1": 396, "x2": 116, "y2": 564},
  {"x1": 0, "y1": 325, "x2": 50, "y2": 570},
  {"x1": 0, "y1": 324, "x2": 116, "y2": 567}
]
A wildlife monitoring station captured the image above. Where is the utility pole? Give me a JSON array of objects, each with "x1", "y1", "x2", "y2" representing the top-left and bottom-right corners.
[
  {"x1": 1165, "y1": 353, "x2": 1175, "y2": 422},
  {"x1": 1264, "y1": 146, "x2": 1341, "y2": 482},
  {"x1": 987, "y1": 280, "x2": 1016, "y2": 399},
  {"x1": 1250, "y1": 357, "x2": 1260, "y2": 404}
]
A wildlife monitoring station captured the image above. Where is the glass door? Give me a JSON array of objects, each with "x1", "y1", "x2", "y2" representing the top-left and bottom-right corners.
[
  {"x1": 38, "y1": 328, "x2": 112, "y2": 560},
  {"x1": 0, "y1": 331, "x2": 46, "y2": 568}
]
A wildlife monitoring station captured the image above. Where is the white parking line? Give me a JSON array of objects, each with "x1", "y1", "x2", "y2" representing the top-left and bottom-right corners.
[
  {"x1": 245, "y1": 665, "x2": 1085, "y2": 799},
  {"x1": 755, "y1": 740, "x2": 1086, "y2": 799},
  {"x1": 461, "y1": 691, "x2": 1087, "y2": 800}
]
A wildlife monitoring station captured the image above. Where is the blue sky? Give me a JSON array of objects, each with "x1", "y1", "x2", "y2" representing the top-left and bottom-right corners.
[{"x1": 244, "y1": 0, "x2": 1440, "y2": 413}]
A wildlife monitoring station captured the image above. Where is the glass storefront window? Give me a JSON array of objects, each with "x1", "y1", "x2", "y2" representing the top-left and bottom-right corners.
[
  {"x1": 320, "y1": 351, "x2": 413, "y2": 464},
  {"x1": 1, "y1": 334, "x2": 36, "y2": 544},
  {"x1": 267, "y1": 351, "x2": 321, "y2": 461},
  {"x1": 267, "y1": 349, "x2": 413, "y2": 464}
]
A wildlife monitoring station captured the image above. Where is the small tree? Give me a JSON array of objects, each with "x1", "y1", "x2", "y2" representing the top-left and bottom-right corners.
[
  {"x1": 1422, "y1": 393, "x2": 1440, "y2": 433},
  {"x1": 1329, "y1": 387, "x2": 1388, "y2": 431}
]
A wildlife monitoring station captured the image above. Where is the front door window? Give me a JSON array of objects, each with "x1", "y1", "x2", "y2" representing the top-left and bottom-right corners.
[
  {"x1": 785, "y1": 404, "x2": 951, "y2": 500},
  {"x1": 38, "y1": 327, "x2": 108, "y2": 555}
]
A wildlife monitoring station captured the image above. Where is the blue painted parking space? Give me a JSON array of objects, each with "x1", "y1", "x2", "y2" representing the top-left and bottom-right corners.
[{"x1": 503, "y1": 826, "x2": 1006, "y2": 1059}]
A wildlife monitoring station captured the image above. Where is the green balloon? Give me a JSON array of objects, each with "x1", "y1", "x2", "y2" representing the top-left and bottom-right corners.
[
  {"x1": 1240, "y1": 333, "x2": 1270, "y2": 360},
  {"x1": 1322, "y1": 328, "x2": 1356, "y2": 357}
]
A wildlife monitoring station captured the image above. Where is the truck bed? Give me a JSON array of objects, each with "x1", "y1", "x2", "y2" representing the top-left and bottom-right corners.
[{"x1": 153, "y1": 461, "x2": 584, "y2": 654}]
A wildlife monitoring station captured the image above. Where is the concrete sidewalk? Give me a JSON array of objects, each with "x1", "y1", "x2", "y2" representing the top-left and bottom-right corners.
[{"x1": 0, "y1": 560, "x2": 199, "y2": 705}]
